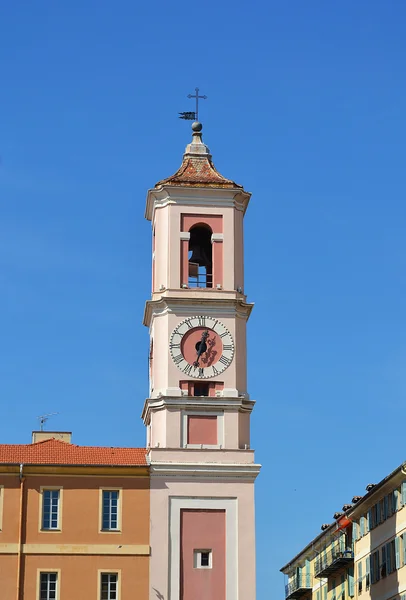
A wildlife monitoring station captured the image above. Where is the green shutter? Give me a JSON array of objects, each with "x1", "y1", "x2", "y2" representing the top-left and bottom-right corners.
[
  {"x1": 381, "y1": 545, "x2": 386, "y2": 575},
  {"x1": 366, "y1": 511, "x2": 370, "y2": 532},
  {"x1": 352, "y1": 522, "x2": 358, "y2": 544},
  {"x1": 403, "y1": 533, "x2": 406, "y2": 566},
  {"x1": 324, "y1": 584, "x2": 328, "y2": 600},
  {"x1": 402, "y1": 481, "x2": 406, "y2": 507},
  {"x1": 339, "y1": 534, "x2": 345, "y2": 553},
  {"x1": 317, "y1": 591, "x2": 320, "y2": 600},
  {"x1": 370, "y1": 551, "x2": 375, "y2": 584},
  {"x1": 395, "y1": 536, "x2": 400, "y2": 569},
  {"x1": 360, "y1": 516, "x2": 365, "y2": 536},
  {"x1": 348, "y1": 566, "x2": 354, "y2": 597},
  {"x1": 305, "y1": 559, "x2": 310, "y2": 587},
  {"x1": 366, "y1": 555, "x2": 370, "y2": 587},
  {"x1": 387, "y1": 542, "x2": 392, "y2": 574},
  {"x1": 394, "y1": 489, "x2": 400, "y2": 511},
  {"x1": 384, "y1": 495, "x2": 388, "y2": 520},
  {"x1": 358, "y1": 561, "x2": 362, "y2": 592}
]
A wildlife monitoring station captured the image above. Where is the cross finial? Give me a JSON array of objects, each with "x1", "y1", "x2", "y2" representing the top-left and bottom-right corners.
[{"x1": 187, "y1": 87, "x2": 207, "y2": 122}]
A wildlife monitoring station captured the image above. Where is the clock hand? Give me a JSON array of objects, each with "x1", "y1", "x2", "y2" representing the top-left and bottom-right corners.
[{"x1": 193, "y1": 330, "x2": 209, "y2": 367}]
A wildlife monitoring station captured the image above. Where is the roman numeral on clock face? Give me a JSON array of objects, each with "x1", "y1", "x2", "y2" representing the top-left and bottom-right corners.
[
  {"x1": 223, "y1": 344, "x2": 233, "y2": 351},
  {"x1": 183, "y1": 363, "x2": 193, "y2": 376},
  {"x1": 219, "y1": 355, "x2": 231, "y2": 366},
  {"x1": 173, "y1": 354, "x2": 183, "y2": 365},
  {"x1": 198, "y1": 316, "x2": 206, "y2": 326}
]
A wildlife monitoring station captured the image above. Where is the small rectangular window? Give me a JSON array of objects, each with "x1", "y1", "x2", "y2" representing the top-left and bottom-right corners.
[
  {"x1": 102, "y1": 491, "x2": 119, "y2": 530},
  {"x1": 101, "y1": 573, "x2": 118, "y2": 600},
  {"x1": 40, "y1": 572, "x2": 58, "y2": 600},
  {"x1": 194, "y1": 383, "x2": 209, "y2": 397},
  {"x1": 42, "y1": 490, "x2": 60, "y2": 530},
  {"x1": 194, "y1": 549, "x2": 212, "y2": 569}
]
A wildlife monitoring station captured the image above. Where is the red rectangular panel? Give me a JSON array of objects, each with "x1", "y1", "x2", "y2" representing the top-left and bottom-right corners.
[
  {"x1": 187, "y1": 416, "x2": 217, "y2": 445},
  {"x1": 180, "y1": 509, "x2": 226, "y2": 600}
]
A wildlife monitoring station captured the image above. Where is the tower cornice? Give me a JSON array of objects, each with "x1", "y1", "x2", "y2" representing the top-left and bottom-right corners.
[
  {"x1": 145, "y1": 185, "x2": 251, "y2": 221},
  {"x1": 143, "y1": 296, "x2": 254, "y2": 328},
  {"x1": 141, "y1": 394, "x2": 255, "y2": 424}
]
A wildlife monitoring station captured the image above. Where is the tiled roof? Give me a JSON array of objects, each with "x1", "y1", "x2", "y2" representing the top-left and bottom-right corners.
[
  {"x1": 156, "y1": 155, "x2": 242, "y2": 189},
  {"x1": 155, "y1": 125, "x2": 243, "y2": 189},
  {"x1": 0, "y1": 438, "x2": 148, "y2": 466}
]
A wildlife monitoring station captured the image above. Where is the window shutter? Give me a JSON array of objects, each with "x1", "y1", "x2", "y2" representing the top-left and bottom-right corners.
[
  {"x1": 317, "y1": 591, "x2": 320, "y2": 600},
  {"x1": 370, "y1": 551, "x2": 375, "y2": 584},
  {"x1": 332, "y1": 578, "x2": 336, "y2": 600},
  {"x1": 339, "y1": 534, "x2": 345, "y2": 553},
  {"x1": 305, "y1": 559, "x2": 310, "y2": 587},
  {"x1": 352, "y1": 522, "x2": 358, "y2": 545},
  {"x1": 394, "y1": 489, "x2": 400, "y2": 511},
  {"x1": 384, "y1": 494, "x2": 388, "y2": 520},
  {"x1": 395, "y1": 536, "x2": 401, "y2": 569},
  {"x1": 360, "y1": 515, "x2": 365, "y2": 536},
  {"x1": 381, "y1": 544, "x2": 386, "y2": 577},
  {"x1": 366, "y1": 555, "x2": 370, "y2": 587},
  {"x1": 403, "y1": 533, "x2": 406, "y2": 567},
  {"x1": 386, "y1": 542, "x2": 392, "y2": 574},
  {"x1": 357, "y1": 561, "x2": 362, "y2": 592},
  {"x1": 324, "y1": 584, "x2": 327, "y2": 600},
  {"x1": 402, "y1": 481, "x2": 406, "y2": 507},
  {"x1": 366, "y1": 511, "x2": 370, "y2": 532},
  {"x1": 348, "y1": 566, "x2": 354, "y2": 597}
]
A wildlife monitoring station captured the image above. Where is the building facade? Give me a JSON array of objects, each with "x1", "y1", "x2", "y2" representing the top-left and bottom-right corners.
[
  {"x1": 143, "y1": 121, "x2": 260, "y2": 600},
  {"x1": 0, "y1": 120, "x2": 259, "y2": 600},
  {"x1": 0, "y1": 431, "x2": 149, "y2": 599},
  {"x1": 281, "y1": 462, "x2": 406, "y2": 600}
]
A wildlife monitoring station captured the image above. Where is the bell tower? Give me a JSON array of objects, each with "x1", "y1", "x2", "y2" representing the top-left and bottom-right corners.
[{"x1": 143, "y1": 121, "x2": 260, "y2": 600}]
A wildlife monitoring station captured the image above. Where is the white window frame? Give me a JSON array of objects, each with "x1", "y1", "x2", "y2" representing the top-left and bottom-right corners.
[
  {"x1": 98, "y1": 570, "x2": 121, "y2": 600},
  {"x1": 194, "y1": 549, "x2": 213, "y2": 569},
  {"x1": 40, "y1": 487, "x2": 62, "y2": 532},
  {"x1": 181, "y1": 410, "x2": 224, "y2": 449},
  {"x1": 99, "y1": 488, "x2": 122, "y2": 532},
  {"x1": 37, "y1": 570, "x2": 60, "y2": 600}
]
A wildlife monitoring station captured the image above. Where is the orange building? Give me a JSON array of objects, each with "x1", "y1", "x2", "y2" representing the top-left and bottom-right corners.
[{"x1": 0, "y1": 431, "x2": 149, "y2": 600}]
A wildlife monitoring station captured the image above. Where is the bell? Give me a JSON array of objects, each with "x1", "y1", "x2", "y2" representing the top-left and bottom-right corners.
[{"x1": 188, "y1": 245, "x2": 206, "y2": 266}]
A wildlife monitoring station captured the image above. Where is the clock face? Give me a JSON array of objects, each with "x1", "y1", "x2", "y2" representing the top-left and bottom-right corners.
[{"x1": 169, "y1": 316, "x2": 234, "y2": 379}]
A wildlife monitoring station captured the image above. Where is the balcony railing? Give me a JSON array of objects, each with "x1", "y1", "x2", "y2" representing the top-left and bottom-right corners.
[
  {"x1": 285, "y1": 575, "x2": 312, "y2": 599},
  {"x1": 314, "y1": 546, "x2": 354, "y2": 578}
]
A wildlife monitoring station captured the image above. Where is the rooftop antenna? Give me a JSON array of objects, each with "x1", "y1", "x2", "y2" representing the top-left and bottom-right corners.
[{"x1": 37, "y1": 413, "x2": 59, "y2": 431}]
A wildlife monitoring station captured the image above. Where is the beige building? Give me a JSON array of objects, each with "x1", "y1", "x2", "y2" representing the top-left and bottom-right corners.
[{"x1": 281, "y1": 461, "x2": 406, "y2": 600}]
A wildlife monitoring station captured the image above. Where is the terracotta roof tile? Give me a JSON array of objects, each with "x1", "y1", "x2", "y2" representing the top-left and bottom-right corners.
[
  {"x1": 156, "y1": 156, "x2": 242, "y2": 189},
  {"x1": 0, "y1": 438, "x2": 147, "y2": 467}
]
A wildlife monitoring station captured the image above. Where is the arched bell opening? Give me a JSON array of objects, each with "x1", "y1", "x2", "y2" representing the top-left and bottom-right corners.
[{"x1": 188, "y1": 225, "x2": 213, "y2": 288}]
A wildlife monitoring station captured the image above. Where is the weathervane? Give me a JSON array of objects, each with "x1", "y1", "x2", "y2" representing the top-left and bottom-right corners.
[{"x1": 179, "y1": 87, "x2": 207, "y2": 122}]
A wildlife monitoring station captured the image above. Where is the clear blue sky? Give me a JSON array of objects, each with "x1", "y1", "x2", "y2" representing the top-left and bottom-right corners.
[{"x1": 1, "y1": 1, "x2": 406, "y2": 597}]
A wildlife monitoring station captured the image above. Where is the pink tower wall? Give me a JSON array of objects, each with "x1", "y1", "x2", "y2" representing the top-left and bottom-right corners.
[{"x1": 180, "y1": 509, "x2": 226, "y2": 600}]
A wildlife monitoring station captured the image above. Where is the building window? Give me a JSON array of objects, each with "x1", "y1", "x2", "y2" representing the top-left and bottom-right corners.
[
  {"x1": 194, "y1": 549, "x2": 212, "y2": 569},
  {"x1": 40, "y1": 572, "x2": 58, "y2": 600},
  {"x1": 102, "y1": 490, "x2": 119, "y2": 530},
  {"x1": 188, "y1": 225, "x2": 213, "y2": 288},
  {"x1": 101, "y1": 573, "x2": 118, "y2": 600},
  {"x1": 42, "y1": 490, "x2": 60, "y2": 530},
  {"x1": 194, "y1": 382, "x2": 209, "y2": 396}
]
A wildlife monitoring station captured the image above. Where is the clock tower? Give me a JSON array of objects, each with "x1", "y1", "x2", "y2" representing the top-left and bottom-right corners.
[{"x1": 142, "y1": 121, "x2": 260, "y2": 600}]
